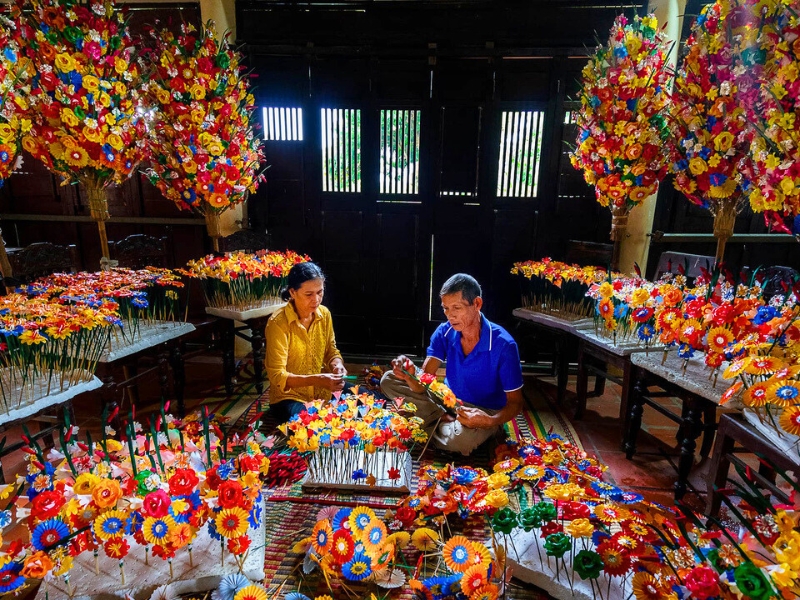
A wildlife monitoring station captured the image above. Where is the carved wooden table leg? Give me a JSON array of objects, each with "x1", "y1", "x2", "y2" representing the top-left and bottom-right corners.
[
  {"x1": 676, "y1": 396, "x2": 703, "y2": 499},
  {"x1": 169, "y1": 342, "x2": 186, "y2": 417},
  {"x1": 158, "y1": 348, "x2": 170, "y2": 405},
  {"x1": 250, "y1": 318, "x2": 267, "y2": 396},
  {"x1": 223, "y1": 320, "x2": 236, "y2": 396},
  {"x1": 575, "y1": 340, "x2": 588, "y2": 420},
  {"x1": 624, "y1": 369, "x2": 646, "y2": 457}
]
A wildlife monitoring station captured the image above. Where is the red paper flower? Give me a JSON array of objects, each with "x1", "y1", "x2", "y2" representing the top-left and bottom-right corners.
[
  {"x1": 142, "y1": 489, "x2": 171, "y2": 518},
  {"x1": 684, "y1": 565, "x2": 721, "y2": 600}
]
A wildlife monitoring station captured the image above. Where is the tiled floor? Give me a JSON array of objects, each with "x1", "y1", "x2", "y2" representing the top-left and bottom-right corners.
[{"x1": 534, "y1": 373, "x2": 717, "y2": 511}]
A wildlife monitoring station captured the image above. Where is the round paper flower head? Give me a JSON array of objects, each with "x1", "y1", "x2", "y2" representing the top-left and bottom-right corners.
[
  {"x1": 233, "y1": 584, "x2": 268, "y2": 600},
  {"x1": 144, "y1": 20, "x2": 265, "y2": 215},
  {"x1": 411, "y1": 527, "x2": 439, "y2": 551},
  {"x1": 10, "y1": 0, "x2": 147, "y2": 186},
  {"x1": 571, "y1": 13, "x2": 670, "y2": 215},
  {"x1": 668, "y1": 0, "x2": 758, "y2": 208}
]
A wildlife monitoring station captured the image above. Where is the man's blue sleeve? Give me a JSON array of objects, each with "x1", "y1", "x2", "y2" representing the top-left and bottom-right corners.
[
  {"x1": 426, "y1": 325, "x2": 447, "y2": 361},
  {"x1": 499, "y1": 341, "x2": 524, "y2": 392}
]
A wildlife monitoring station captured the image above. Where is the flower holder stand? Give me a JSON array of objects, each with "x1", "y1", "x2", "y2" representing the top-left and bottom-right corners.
[
  {"x1": 86, "y1": 180, "x2": 111, "y2": 260},
  {"x1": 507, "y1": 527, "x2": 627, "y2": 600},
  {"x1": 300, "y1": 448, "x2": 413, "y2": 494},
  {"x1": 609, "y1": 211, "x2": 628, "y2": 272},
  {"x1": 205, "y1": 211, "x2": 222, "y2": 253},
  {"x1": 712, "y1": 199, "x2": 737, "y2": 265},
  {"x1": 33, "y1": 497, "x2": 266, "y2": 600}
]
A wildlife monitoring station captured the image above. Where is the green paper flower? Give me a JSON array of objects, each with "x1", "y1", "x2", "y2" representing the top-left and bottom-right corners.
[
  {"x1": 733, "y1": 562, "x2": 774, "y2": 600},
  {"x1": 519, "y1": 507, "x2": 540, "y2": 531},
  {"x1": 573, "y1": 549, "x2": 604, "y2": 580},
  {"x1": 544, "y1": 532, "x2": 571, "y2": 558},
  {"x1": 491, "y1": 507, "x2": 518, "y2": 535},
  {"x1": 531, "y1": 501, "x2": 557, "y2": 523}
]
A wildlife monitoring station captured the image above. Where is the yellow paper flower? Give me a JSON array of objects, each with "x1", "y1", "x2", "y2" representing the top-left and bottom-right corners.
[{"x1": 411, "y1": 527, "x2": 439, "y2": 551}]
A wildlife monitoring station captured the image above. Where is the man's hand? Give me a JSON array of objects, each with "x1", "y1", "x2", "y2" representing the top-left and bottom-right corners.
[
  {"x1": 316, "y1": 373, "x2": 345, "y2": 392},
  {"x1": 391, "y1": 355, "x2": 425, "y2": 393},
  {"x1": 456, "y1": 406, "x2": 496, "y2": 429}
]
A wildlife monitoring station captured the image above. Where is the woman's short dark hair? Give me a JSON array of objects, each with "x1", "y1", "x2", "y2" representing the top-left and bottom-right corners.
[
  {"x1": 281, "y1": 262, "x2": 325, "y2": 301},
  {"x1": 440, "y1": 273, "x2": 482, "y2": 305}
]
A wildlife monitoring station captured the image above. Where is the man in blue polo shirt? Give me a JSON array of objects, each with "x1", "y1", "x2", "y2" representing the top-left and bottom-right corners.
[{"x1": 381, "y1": 273, "x2": 524, "y2": 455}]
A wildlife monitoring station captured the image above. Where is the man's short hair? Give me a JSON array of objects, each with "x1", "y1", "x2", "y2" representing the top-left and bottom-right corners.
[{"x1": 440, "y1": 273, "x2": 482, "y2": 305}]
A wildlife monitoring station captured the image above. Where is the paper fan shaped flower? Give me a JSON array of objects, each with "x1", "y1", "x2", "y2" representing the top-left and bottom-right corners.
[
  {"x1": 93, "y1": 509, "x2": 127, "y2": 541},
  {"x1": 215, "y1": 507, "x2": 249, "y2": 539},
  {"x1": 330, "y1": 529, "x2": 355, "y2": 564},
  {"x1": 0, "y1": 562, "x2": 24, "y2": 595},
  {"x1": 469, "y1": 583, "x2": 500, "y2": 600},
  {"x1": 597, "y1": 540, "x2": 632, "y2": 577},
  {"x1": 30, "y1": 518, "x2": 70, "y2": 550},
  {"x1": 311, "y1": 520, "x2": 333, "y2": 555},
  {"x1": 767, "y1": 380, "x2": 800, "y2": 407},
  {"x1": 516, "y1": 465, "x2": 545, "y2": 481},
  {"x1": 348, "y1": 506, "x2": 375, "y2": 534},
  {"x1": 341, "y1": 551, "x2": 373, "y2": 581},
  {"x1": 743, "y1": 382, "x2": 770, "y2": 408},
  {"x1": 708, "y1": 327, "x2": 735, "y2": 354},
  {"x1": 779, "y1": 406, "x2": 800, "y2": 436},
  {"x1": 442, "y1": 535, "x2": 473, "y2": 573},
  {"x1": 142, "y1": 515, "x2": 177, "y2": 546},
  {"x1": 411, "y1": 527, "x2": 440, "y2": 551},
  {"x1": 461, "y1": 564, "x2": 488, "y2": 594},
  {"x1": 233, "y1": 584, "x2": 268, "y2": 600},
  {"x1": 744, "y1": 356, "x2": 786, "y2": 376},
  {"x1": 362, "y1": 520, "x2": 387, "y2": 554},
  {"x1": 631, "y1": 571, "x2": 665, "y2": 600},
  {"x1": 213, "y1": 573, "x2": 251, "y2": 600}
]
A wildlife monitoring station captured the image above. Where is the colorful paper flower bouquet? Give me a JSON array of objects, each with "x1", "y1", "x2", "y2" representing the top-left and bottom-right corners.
[
  {"x1": 181, "y1": 251, "x2": 309, "y2": 312},
  {"x1": 279, "y1": 392, "x2": 427, "y2": 491},
  {"x1": 511, "y1": 259, "x2": 606, "y2": 321}
]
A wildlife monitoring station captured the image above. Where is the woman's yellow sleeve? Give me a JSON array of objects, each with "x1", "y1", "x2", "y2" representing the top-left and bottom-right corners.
[{"x1": 265, "y1": 317, "x2": 291, "y2": 393}]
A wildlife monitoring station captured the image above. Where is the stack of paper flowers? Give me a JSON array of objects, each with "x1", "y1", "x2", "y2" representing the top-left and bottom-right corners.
[{"x1": 511, "y1": 258, "x2": 606, "y2": 320}]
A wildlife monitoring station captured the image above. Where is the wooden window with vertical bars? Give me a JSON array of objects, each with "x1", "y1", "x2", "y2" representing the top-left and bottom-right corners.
[
  {"x1": 380, "y1": 109, "x2": 421, "y2": 195},
  {"x1": 262, "y1": 107, "x2": 304, "y2": 141},
  {"x1": 496, "y1": 110, "x2": 545, "y2": 198},
  {"x1": 321, "y1": 108, "x2": 361, "y2": 193}
]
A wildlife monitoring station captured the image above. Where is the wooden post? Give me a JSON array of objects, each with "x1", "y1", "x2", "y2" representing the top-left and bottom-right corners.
[{"x1": 0, "y1": 224, "x2": 12, "y2": 279}]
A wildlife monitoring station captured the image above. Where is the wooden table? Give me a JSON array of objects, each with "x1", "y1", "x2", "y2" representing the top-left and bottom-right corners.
[
  {"x1": 0, "y1": 372, "x2": 102, "y2": 483},
  {"x1": 625, "y1": 352, "x2": 738, "y2": 499},
  {"x1": 706, "y1": 412, "x2": 799, "y2": 516},
  {"x1": 572, "y1": 327, "x2": 660, "y2": 423},
  {"x1": 511, "y1": 308, "x2": 594, "y2": 406},
  {"x1": 96, "y1": 321, "x2": 196, "y2": 421},
  {"x1": 205, "y1": 303, "x2": 286, "y2": 397}
]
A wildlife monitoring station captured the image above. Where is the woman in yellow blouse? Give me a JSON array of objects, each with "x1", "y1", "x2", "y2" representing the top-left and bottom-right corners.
[{"x1": 265, "y1": 262, "x2": 346, "y2": 423}]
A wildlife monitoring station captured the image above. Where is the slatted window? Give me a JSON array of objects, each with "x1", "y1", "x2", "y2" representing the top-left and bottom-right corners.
[
  {"x1": 262, "y1": 107, "x2": 303, "y2": 141},
  {"x1": 496, "y1": 110, "x2": 545, "y2": 198},
  {"x1": 321, "y1": 108, "x2": 361, "y2": 193},
  {"x1": 380, "y1": 109, "x2": 421, "y2": 195}
]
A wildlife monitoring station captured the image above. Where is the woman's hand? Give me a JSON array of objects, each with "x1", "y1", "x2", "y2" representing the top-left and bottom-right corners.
[
  {"x1": 330, "y1": 360, "x2": 347, "y2": 377},
  {"x1": 316, "y1": 373, "x2": 345, "y2": 392}
]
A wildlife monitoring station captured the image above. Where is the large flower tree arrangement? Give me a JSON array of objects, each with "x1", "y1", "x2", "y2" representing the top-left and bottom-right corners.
[
  {"x1": 571, "y1": 14, "x2": 671, "y2": 270},
  {"x1": 0, "y1": 16, "x2": 31, "y2": 278},
  {"x1": 668, "y1": 0, "x2": 762, "y2": 264},
  {"x1": 143, "y1": 21, "x2": 265, "y2": 252},
  {"x1": 743, "y1": 0, "x2": 800, "y2": 234},
  {"x1": 9, "y1": 0, "x2": 148, "y2": 261}
]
